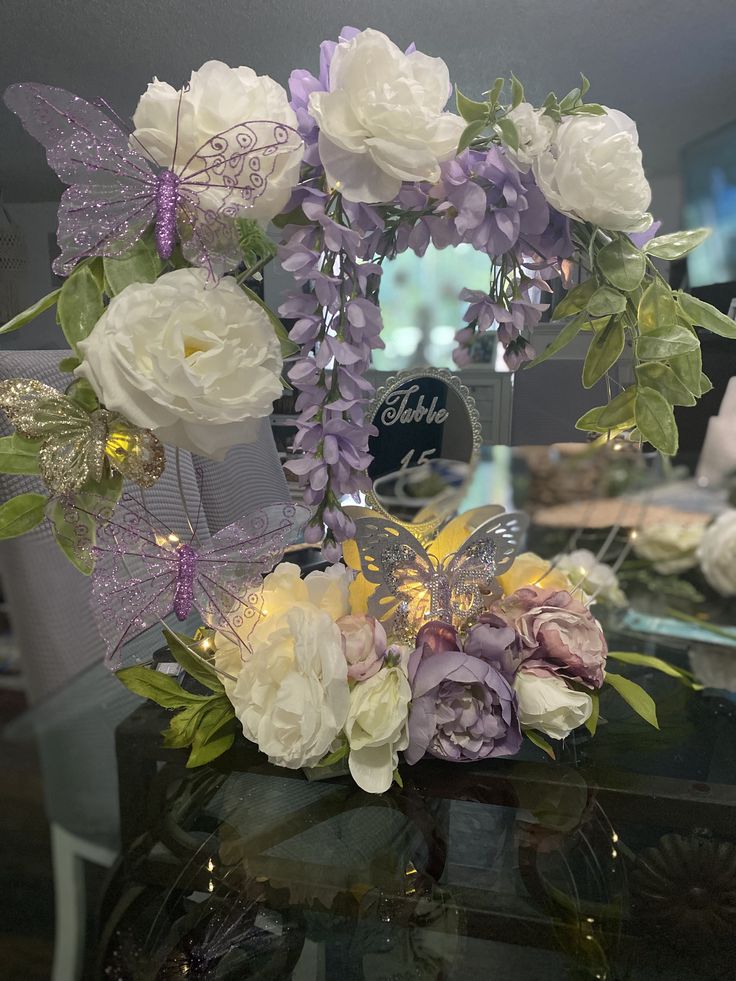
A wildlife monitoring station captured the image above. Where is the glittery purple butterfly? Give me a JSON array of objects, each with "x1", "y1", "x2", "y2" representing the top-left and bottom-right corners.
[
  {"x1": 56, "y1": 491, "x2": 310, "y2": 668},
  {"x1": 4, "y1": 83, "x2": 303, "y2": 277}
]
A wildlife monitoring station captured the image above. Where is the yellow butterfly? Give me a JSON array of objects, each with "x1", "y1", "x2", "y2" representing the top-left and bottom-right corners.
[
  {"x1": 0, "y1": 378, "x2": 165, "y2": 494},
  {"x1": 343, "y1": 504, "x2": 528, "y2": 640}
]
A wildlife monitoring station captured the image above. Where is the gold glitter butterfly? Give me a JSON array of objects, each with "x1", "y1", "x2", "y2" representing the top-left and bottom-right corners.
[{"x1": 0, "y1": 378, "x2": 165, "y2": 494}]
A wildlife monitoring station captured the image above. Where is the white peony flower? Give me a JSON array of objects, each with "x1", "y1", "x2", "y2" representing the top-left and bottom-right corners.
[
  {"x1": 309, "y1": 28, "x2": 465, "y2": 203},
  {"x1": 555, "y1": 549, "x2": 626, "y2": 607},
  {"x1": 230, "y1": 604, "x2": 350, "y2": 769},
  {"x1": 504, "y1": 102, "x2": 556, "y2": 171},
  {"x1": 132, "y1": 60, "x2": 303, "y2": 223},
  {"x1": 533, "y1": 107, "x2": 652, "y2": 232},
  {"x1": 632, "y1": 522, "x2": 704, "y2": 575},
  {"x1": 256, "y1": 561, "x2": 351, "y2": 621},
  {"x1": 514, "y1": 670, "x2": 592, "y2": 741},
  {"x1": 698, "y1": 510, "x2": 736, "y2": 597},
  {"x1": 76, "y1": 267, "x2": 283, "y2": 459},
  {"x1": 345, "y1": 652, "x2": 412, "y2": 793}
]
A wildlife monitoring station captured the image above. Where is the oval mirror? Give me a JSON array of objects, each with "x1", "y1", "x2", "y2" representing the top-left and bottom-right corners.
[{"x1": 366, "y1": 368, "x2": 482, "y2": 533}]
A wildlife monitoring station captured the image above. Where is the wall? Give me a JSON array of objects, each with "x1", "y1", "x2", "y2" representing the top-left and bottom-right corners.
[
  {"x1": 0, "y1": 202, "x2": 64, "y2": 351},
  {"x1": 649, "y1": 172, "x2": 683, "y2": 234}
]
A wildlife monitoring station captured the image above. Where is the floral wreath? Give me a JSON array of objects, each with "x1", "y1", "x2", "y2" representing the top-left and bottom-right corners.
[{"x1": 0, "y1": 27, "x2": 723, "y2": 792}]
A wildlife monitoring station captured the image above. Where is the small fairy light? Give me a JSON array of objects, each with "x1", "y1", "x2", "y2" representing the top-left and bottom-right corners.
[
  {"x1": 207, "y1": 856, "x2": 215, "y2": 893},
  {"x1": 200, "y1": 636, "x2": 212, "y2": 652},
  {"x1": 612, "y1": 831, "x2": 619, "y2": 843},
  {"x1": 168, "y1": 533, "x2": 180, "y2": 544},
  {"x1": 629, "y1": 530, "x2": 638, "y2": 542}
]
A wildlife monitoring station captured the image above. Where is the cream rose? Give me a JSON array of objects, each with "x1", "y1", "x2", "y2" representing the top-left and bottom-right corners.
[
  {"x1": 338, "y1": 614, "x2": 387, "y2": 681},
  {"x1": 504, "y1": 102, "x2": 556, "y2": 171},
  {"x1": 533, "y1": 107, "x2": 652, "y2": 232},
  {"x1": 514, "y1": 670, "x2": 593, "y2": 740},
  {"x1": 555, "y1": 549, "x2": 626, "y2": 607},
  {"x1": 76, "y1": 268, "x2": 283, "y2": 459},
  {"x1": 132, "y1": 60, "x2": 302, "y2": 223},
  {"x1": 633, "y1": 522, "x2": 704, "y2": 575},
  {"x1": 309, "y1": 28, "x2": 465, "y2": 203},
  {"x1": 345, "y1": 653, "x2": 412, "y2": 793},
  {"x1": 698, "y1": 511, "x2": 736, "y2": 597},
  {"x1": 230, "y1": 604, "x2": 350, "y2": 769},
  {"x1": 256, "y1": 561, "x2": 351, "y2": 621}
]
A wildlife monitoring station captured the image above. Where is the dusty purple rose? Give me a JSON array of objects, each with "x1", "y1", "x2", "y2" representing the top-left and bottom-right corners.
[
  {"x1": 405, "y1": 646, "x2": 522, "y2": 764},
  {"x1": 491, "y1": 586, "x2": 607, "y2": 689},
  {"x1": 415, "y1": 620, "x2": 460, "y2": 656},
  {"x1": 464, "y1": 616, "x2": 520, "y2": 681}
]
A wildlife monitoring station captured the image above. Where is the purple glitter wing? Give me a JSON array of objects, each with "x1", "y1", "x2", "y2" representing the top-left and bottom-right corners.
[
  {"x1": 194, "y1": 503, "x2": 311, "y2": 649},
  {"x1": 4, "y1": 83, "x2": 157, "y2": 274},
  {"x1": 176, "y1": 120, "x2": 303, "y2": 275}
]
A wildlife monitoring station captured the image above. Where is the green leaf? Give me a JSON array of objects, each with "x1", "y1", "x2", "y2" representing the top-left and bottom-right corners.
[
  {"x1": 559, "y1": 86, "x2": 581, "y2": 112},
  {"x1": 495, "y1": 117, "x2": 519, "y2": 152},
  {"x1": 316, "y1": 743, "x2": 349, "y2": 768},
  {"x1": 607, "y1": 651, "x2": 701, "y2": 689},
  {"x1": 635, "y1": 324, "x2": 700, "y2": 361},
  {"x1": 188, "y1": 729, "x2": 235, "y2": 768},
  {"x1": 585, "y1": 691, "x2": 600, "y2": 736},
  {"x1": 596, "y1": 237, "x2": 646, "y2": 291},
  {"x1": 604, "y1": 672, "x2": 659, "y2": 729},
  {"x1": 644, "y1": 227, "x2": 710, "y2": 260},
  {"x1": 57, "y1": 264, "x2": 104, "y2": 353},
  {"x1": 582, "y1": 317, "x2": 625, "y2": 388},
  {"x1": 579, "y1": 73, "x2": 591, "y2": 97},
  {"x1": 457, "y1": 119, "x2": 487, "y2": 153},
  {"x1": 669, "y1": 347, "x2": 703, "y2": 394},
  {"x1": 553, "y1": 277, "x2": 597, "y2": 319},
  {"x1": 0, "y1": 434, "x2": 42, "y2": 475},
  {"x1": 635, "y1": 362, "x2": 696, "y2": 406},
  {"x1": 637, "y1": 280, "x2": 677, "y2": 334},
  {"x1": 677, "y1": 291, "x2": 736, "y2": 339},
  {"x1": 455, "y1": 86, "x2": 488, "y2": 122},
  {"x1": 66, "y1": 378, "x2": 99, "y2": 413},
  {"x1": 116, "y1": 665, "x2": 213, "y2": 708},
  {"x1": 103, "y1": 233, "x2": 162, "y2": 296},
  {"x1": 587, "y1": 285, "x2": 627, "y2": 317},
  {"x1": 240, "y1": 283, "x2": 298, "y2": 358},
  {"x1": 0, "y1": 288, "x2": 61, "y2": 335},
  {"x1": 0, "y1": 492, "x2": 47, "y2": 539},
  {"x1": 634, "y1": 386, "x2": 678, "y2": 455},
  {"x1": 163, "y1": 628, "x2": 225, "y2": 695},
  {"x1": 510, "y1": 73, "x2": 524, "y2": 108},
  {"x1": 58, "y1": 356, "x2": 81, "y2": 373},
  {"x1": 187, "y1": 702, "x2": 237, "y2": 767},
  {"x1": 698, "y1": 372, "x2": 713, "y2": 395},
  {"x1": 486, "y1": 77, "x2": 505, "y2": 106},
  {"x1": 393, "y1": 768, "x2": 404, "y2": 789},
  {"x1": 527, "y1": 313, "x2": 586, "y2": 367},
  {"x1": 162, "y1": 702, "x2": 206, "y2": 749},
  {"x1": 576, "y1": 385, "x2": 637, "y2": 432},
  {"x1": 236, "y1": 218, "x2": 277, "y2": 270},
  {"x1": 541, "y1": 92, "x2": 562, "y2": 122},
  {"x1": 566, "y1": 103, "x2": 606, "y2": 115},
  {"x1": 525, "y1": 729, "x2": 556, "y2": 759}
]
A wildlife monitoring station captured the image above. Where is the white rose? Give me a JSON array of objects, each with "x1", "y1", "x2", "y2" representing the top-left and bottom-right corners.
[
  {"x1": 345, "y1": 654, "x2": 412, "y2": 793},
  {"x1": 132, "y1": 60, "x2": 303, "y2": 223},
  {"x1": 633, "y1": 522, "x2": 704, "y2": 575},
  {"x1": 230, "y1": 604, "x2": 350, "y2": 769},
  {"x1": 504, "y1": 102, "x2": 556, "y2": 171},
  {"x1": 76, "y1": 267, "x2": 283, "y2": 459},
  {"x1": 309, "y1": 28, "x2": 465, "y2": 203},
  {"x1": 533, "y1": 107, "x2": 652, "y2": 231},
  {"x1": 555, "y1": 549, "x2": 626, "y2": 607},
  {"x1": 698, "y1": 510, "x2": 736, "y2": 597},
  {"x1": 514, "y1": 670, "x2": 592, "y2": 741}
]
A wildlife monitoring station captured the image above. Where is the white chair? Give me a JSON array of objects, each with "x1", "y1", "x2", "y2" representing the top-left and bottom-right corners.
[{"x1": 0, "y1": 349, "x2": 291, "y2": 979}]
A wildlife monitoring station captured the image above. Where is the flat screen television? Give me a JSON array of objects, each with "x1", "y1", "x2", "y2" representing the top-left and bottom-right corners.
[{"x1": 683, "y1": 119, "x2": 736, "y2": 287}]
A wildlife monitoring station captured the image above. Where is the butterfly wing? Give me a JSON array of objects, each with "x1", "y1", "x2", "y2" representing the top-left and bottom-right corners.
[
  {"x1": 4, "y1": 84, "x2": 157, "y2": 274},
  {"x1": 193, "y1": 503, "x2": 311, "y2": 649},
  {"x1": 104, "y1": 414, "x2": 166, "y2": 489},
  {"x1": 0, "y1": 379, "x2": 106, "y2": 492},
  {"x1": 445, "y1": 511, "x2": 529, "y2": 627},
  {"x1": 343, "y1": 506, "x2": 436, "y2": 636},
  {"x1": 175, "y1": 120, "x2": 303, "y2": 275},
  {"x1": 79, "y1": 492, "x2": 180, "y2": 667}
]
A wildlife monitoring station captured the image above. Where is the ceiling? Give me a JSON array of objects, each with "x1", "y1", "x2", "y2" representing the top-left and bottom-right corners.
[{"x1": 1, "y1": 0, "x2": 735, "y2": 201}]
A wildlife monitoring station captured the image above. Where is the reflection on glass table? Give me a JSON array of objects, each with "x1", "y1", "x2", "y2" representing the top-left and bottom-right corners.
[{"x1": 80, "y1": 623, "x2": 736, "y2": 981}]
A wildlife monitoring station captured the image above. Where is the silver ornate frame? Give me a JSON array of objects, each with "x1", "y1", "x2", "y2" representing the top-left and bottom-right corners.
[{"x1": 365, "y1": 367, "x2": 483, "y2": 539}]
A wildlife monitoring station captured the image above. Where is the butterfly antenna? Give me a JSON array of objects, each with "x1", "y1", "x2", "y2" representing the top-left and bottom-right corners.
[
  {"x1": 121, "y1": 488, "x2": 178, "y2": 538},
  {"x1": 171, "y1": 83, "x2": 187, "y2": 173},
  {"x1": 175, "y1": 448, "x2": 197, "y2": 540},
  {"x1": 94, "y1": 96, "x2": 160, "y2": 168}
]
